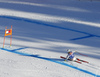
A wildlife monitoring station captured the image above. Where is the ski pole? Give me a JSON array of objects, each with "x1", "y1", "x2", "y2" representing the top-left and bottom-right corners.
[{"x1": 77, "y1": 52, "x2": 88, "y2": 57}]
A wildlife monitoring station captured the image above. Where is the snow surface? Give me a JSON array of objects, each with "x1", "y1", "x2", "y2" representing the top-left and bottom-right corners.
[{"x1": 0, "y1": 0, "x2": 100, "y2": 77}]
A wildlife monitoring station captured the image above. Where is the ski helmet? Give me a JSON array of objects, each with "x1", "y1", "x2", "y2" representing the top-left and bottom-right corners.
[{"x1": 67, "y1": 49, "x2": 72, "y2": 54}]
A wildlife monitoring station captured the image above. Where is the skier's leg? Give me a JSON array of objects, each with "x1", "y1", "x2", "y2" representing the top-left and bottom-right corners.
[{"x1": 73, "y1": 57, "x2": 81, "y2": 64}]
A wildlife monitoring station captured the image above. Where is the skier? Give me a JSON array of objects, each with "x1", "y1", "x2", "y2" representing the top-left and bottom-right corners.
[{"x1": 64, "y1": 49, "x2": 89, "y2": 64}]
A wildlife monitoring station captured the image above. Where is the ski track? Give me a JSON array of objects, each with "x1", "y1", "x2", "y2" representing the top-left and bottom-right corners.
[
  {"x1": 0, "y1": 0, "x2": 100, "y2": 77},
  {"x1": 0, "y1": 47, "x2": 100, "y2": 77}
]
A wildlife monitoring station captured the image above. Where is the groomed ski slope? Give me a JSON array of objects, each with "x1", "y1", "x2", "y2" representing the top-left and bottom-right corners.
[{"x1": 0, "y1": 0, "x2": 100, "y2": 77}]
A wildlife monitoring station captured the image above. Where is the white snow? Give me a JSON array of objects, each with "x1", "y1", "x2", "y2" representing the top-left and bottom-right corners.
[{"x1": 0, "y1": 0, "x2": 100, "y2": 77}]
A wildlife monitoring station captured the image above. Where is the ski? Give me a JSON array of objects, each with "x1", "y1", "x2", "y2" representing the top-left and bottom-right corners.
[
  {"x1": 60, "y1": 56, "x2": 89, "y2": 64},
  {"x1": 76, "y1": 58, "x2": 89, "y2": 63},
  {"x1": 60, "y1": 56, "x2": 81, "y2": 64},
  {"x1": 74, "y1": 61, "x2": 82, "y2": 64},
  {"x1": 60, "y1": 56, "x2": 66, "y2": 59},
  {"x1": 79, "y1": 59, "x2": 89, "y2": 63}
]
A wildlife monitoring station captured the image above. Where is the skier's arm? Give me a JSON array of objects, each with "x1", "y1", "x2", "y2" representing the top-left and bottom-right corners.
[{"x1": 72, "y1": 51, "x2": 77, "y2": 53}]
